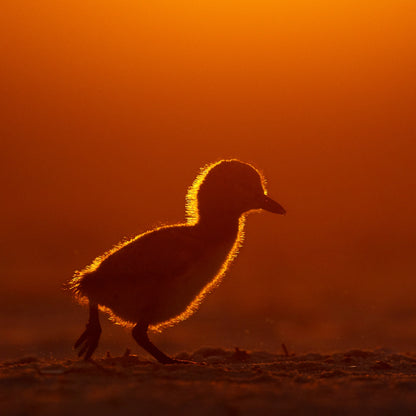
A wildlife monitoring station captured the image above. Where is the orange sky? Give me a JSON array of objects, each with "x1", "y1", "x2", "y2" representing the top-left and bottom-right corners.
[{"x1": 1, "y1": 1, "x2": 416, "y2": 350}]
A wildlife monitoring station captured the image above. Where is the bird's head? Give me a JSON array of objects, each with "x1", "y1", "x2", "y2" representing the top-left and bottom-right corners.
[{"x1": 186, "y1": 159, "x2": 286, "y2": 223}]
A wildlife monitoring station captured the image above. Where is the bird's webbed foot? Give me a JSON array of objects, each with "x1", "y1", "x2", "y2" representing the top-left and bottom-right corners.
[
  {"x1": 168, "y1": 358, "x2": 199, "y2": 365},
  {"x1": 157, "y1": 356, "x2": 195, "y2": 365},
  {"x1": 74, "y1": 321, "x2": 101, "y2": 360},
  {"x1": 74, "y1": 304, "x2": 101, "y2": 360}
]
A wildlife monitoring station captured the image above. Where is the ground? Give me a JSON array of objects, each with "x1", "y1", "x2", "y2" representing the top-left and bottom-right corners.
[{"x1": 2, "y1": 348, "x2": 416, "y2": 415}]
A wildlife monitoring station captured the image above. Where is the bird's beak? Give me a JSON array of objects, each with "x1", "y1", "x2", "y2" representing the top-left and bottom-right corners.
[{"x1": 261, "y1": 195, "x2": 286, "y2": 215}]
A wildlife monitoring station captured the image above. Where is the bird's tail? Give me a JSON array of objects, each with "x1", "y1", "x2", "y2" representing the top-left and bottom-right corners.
[{"x1": 64, "y1": 270, "x2": 91, "y2": 305}]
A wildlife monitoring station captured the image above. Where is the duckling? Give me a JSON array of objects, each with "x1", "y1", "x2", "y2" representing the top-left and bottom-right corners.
[{"x1": 68, "y1": 159, "x2": 285, "y2": 363}]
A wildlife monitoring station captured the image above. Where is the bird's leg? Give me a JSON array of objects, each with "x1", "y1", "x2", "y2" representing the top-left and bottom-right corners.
[
  {"x1": 74, "y1": 302, "x2": 102, "y2": 360},
  {"x1": 132, "y1": 323, "x2": 177, "y2": 364}
]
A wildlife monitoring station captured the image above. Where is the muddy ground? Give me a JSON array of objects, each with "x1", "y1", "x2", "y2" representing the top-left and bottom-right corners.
[{"x1": 2, "y1": 348, "x2": 416, "y2": 415}]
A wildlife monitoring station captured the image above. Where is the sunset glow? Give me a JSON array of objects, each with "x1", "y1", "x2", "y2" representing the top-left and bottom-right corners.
[
  {"x1": 2, "y1": 0, "x2": 416, "y2": 360},
  {"x1": 2, "y1": 1, "x2": 416, "y2": 413}
]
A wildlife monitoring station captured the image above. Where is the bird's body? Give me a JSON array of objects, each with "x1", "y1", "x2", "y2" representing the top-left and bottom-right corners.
[
  {"x1": 68, "y1": 159, "x2": 285, "y2": 363},
  {"x1": 76, "y1": 221, "x2": 240, "y2": 330}
]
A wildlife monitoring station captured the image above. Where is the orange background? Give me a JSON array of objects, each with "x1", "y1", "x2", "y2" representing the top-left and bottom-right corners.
[{"x1": 1, "y1": 1, "x2": 415, "y2": 358}]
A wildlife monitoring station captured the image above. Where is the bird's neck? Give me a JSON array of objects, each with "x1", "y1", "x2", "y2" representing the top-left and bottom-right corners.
[{"x1": 195, "y1": 213, "x2": 243, "y2": 242}]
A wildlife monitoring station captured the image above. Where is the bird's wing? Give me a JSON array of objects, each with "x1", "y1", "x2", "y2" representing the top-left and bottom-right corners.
[{"x1": 95, "y1": 226, "x2": 205, "y2": 284}]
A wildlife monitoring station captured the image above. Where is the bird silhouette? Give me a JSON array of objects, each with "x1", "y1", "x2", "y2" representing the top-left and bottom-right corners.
[{"x1": 68, "y1": 159, "x2": 286, "y2": 363}]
